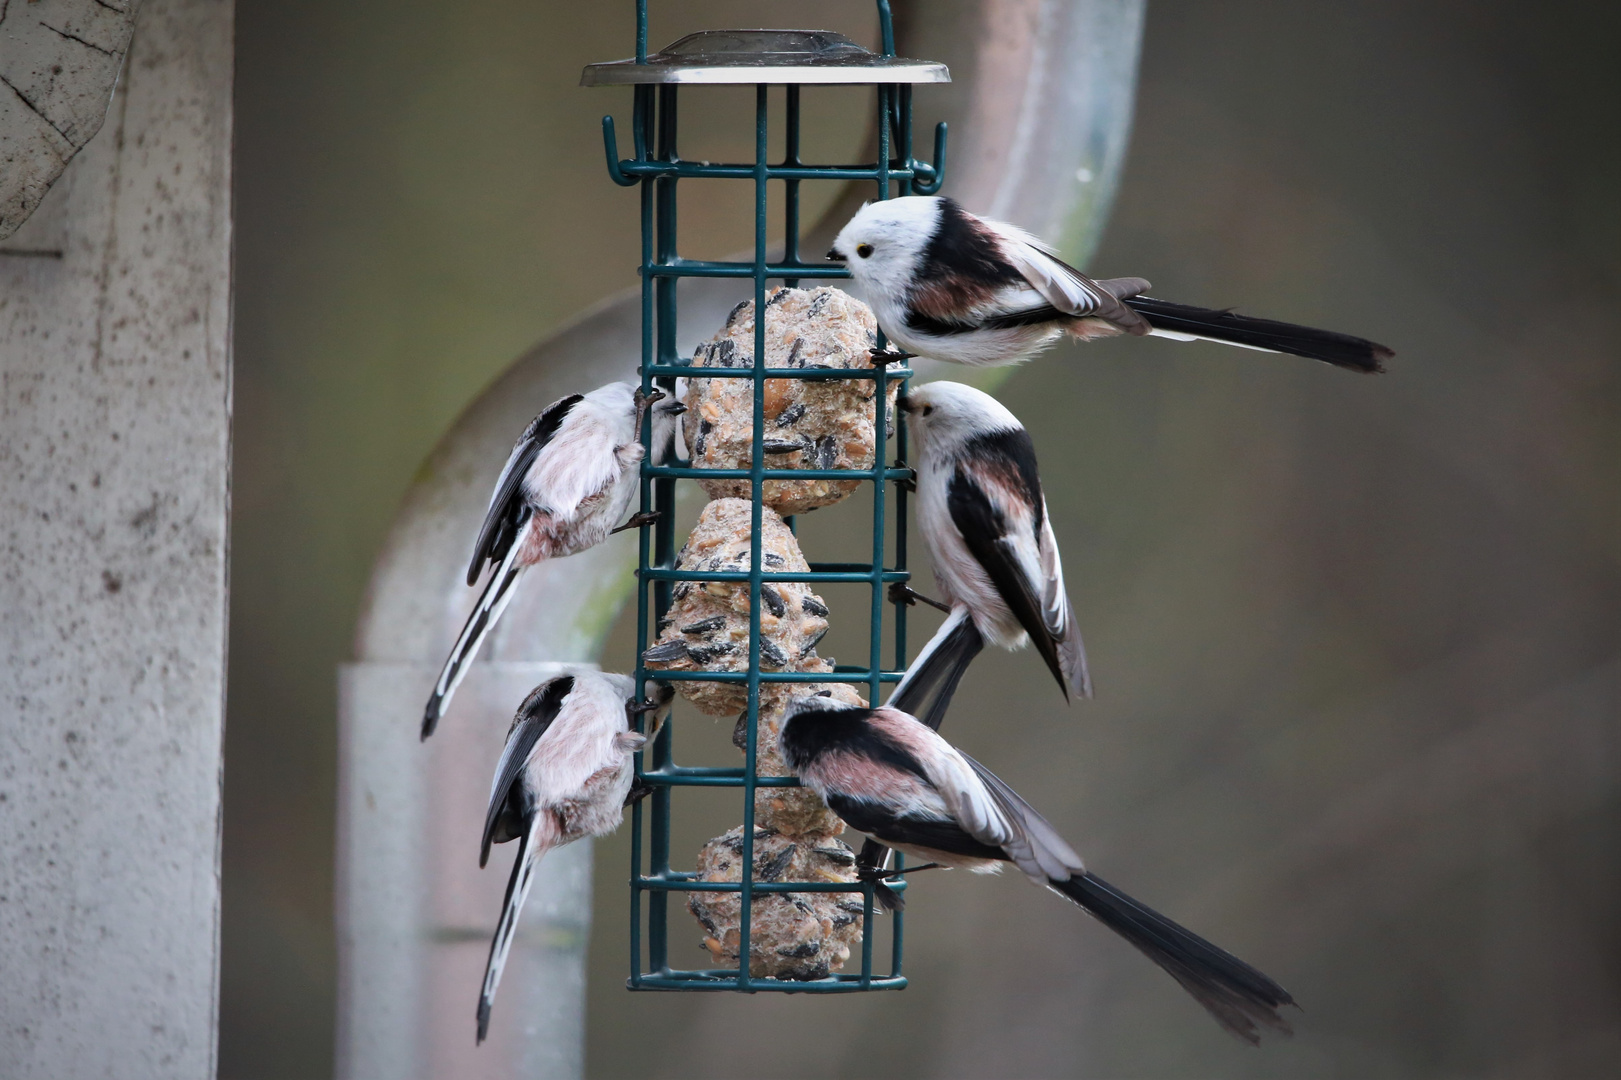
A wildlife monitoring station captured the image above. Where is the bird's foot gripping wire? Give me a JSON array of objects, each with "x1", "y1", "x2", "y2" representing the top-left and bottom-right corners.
[
  {"x1": 888, "y1": 581, "x2": 951, "y2": 614},
  {"x1": 856, "y1": 850, "x2": 946, "y2": 913},
  {"x1": 857, "y1": 859, "x2": 905, "y2": 912},
  {"x1": 869, "y1": 346, "x2": 916, "y2": 366},
  {"x1": 622, "y1": 779, "x2": 657, "y2": 808},
  {"x1": 610, "y1": 510, "x2": 663, "y2": 534},
  {"x1": 631, "y1": 385, "x2": 666, "y2": 433}
]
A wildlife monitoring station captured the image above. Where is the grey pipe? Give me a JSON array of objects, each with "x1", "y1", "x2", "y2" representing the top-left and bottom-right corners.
[{"x1": 335, "y1": 3, "x2": 1144, "y2": 1077}]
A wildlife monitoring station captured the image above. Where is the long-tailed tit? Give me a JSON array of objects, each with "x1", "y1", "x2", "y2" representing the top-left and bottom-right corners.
[
  {"x1": 888, "y1": 381, "x2": 1088, "y2": 732},
  {"x1": 780, "y1": 697, "x2": 1295, "y2": 1044},
  {"x1": 422, "y1": 382, "x2": 684, "y2": 738},
  {"x1": 829, "y1": 195, "x2": 1392, "y2": 372},
  {"x1": 476, "y1": 672, "x2": 672, "y2": 1042}
]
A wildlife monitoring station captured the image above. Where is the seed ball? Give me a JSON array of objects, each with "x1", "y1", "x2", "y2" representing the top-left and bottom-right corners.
[
  {"x1": 684, "y1": 287, "x2": 900, "y2": 515},
  {"x1": 643, "y1": 499, "x2": 833, "y2": 716},
  {"x1": 688, "y1": 827, "x2": 867, "y2": 981}
]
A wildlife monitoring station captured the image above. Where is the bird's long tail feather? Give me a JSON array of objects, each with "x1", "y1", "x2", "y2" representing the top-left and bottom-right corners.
[
  {"x1": 422, "y1": 546, "x2": 529, "y2": 739},
  {"x1": 1053, "y1": 871, "x2": 1296, "y2": 1044},
  {"x1": 886, "y1": 605, "x2": 984, "y2": 732},
  {"x1": 1124, "y1": 295, "x2": 1391, "y2": 373},
  {"x1": 861, "y1": 607, "x2": 987, "y2": 910},
  {"x1": 476, "y1": 814, "x2": 551, "y2": 1044}
]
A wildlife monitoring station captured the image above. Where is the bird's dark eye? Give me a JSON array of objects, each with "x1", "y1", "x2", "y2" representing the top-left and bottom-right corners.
[
  {"x1": 856, "y1": 243, "x2": 874, "y2": 259},
  {"x1": 921, "y1": 405, "x2": 934, "y2": 416}
]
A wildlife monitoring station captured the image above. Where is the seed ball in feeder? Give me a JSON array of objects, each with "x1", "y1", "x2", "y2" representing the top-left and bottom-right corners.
[
  {"x1": 735, "y1": 684, "x2": 865, "y2": 839},
  {"x1": 688, "y1": 827, "x2": 866, "y2": 980},
  {"x1": 642, "y1": 499, "x2": 833, "y2": 717},
  {"x1": 683, "y1": 286, "x2": 900, "y2": 515}
]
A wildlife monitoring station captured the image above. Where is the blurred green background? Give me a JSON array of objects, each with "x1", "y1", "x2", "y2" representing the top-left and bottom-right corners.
[{"x1": 227, "y1": 1, "x2": 1619, "y2": 1076}]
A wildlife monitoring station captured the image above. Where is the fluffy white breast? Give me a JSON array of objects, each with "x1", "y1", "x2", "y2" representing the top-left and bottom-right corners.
[{"x1": 906, "y1": 382, "x2": 1030, "y2": 643}]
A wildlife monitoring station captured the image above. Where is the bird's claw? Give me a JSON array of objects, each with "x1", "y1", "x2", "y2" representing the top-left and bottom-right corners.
[
  {"x1": 888, "y1": 582, "x2": 951, "y2": 614},
  {"x1": 623, "y1": 780, "x2": 657, "y2": 807},
  {"x1": 610, "y1": 510, "x2": 662, "y2": 535},
  {"x1": 632, "y1": 386, "x2": 666, "y2": 432},
  {"x1": 856, "y1": 861, "x2": 905, "y2": 913},
  {"x1": 869, "y1": 346, "x2": 915, "y2": 366}
]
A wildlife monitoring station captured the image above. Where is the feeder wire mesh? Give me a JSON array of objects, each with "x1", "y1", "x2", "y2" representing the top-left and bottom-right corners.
[{"x1": 593, "y1": 0, "x2": 948, "y2": 992}]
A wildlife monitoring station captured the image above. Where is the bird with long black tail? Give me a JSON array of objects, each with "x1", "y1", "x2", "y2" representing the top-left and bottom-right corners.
[
  {"x1": 781, "y1": 696, "x2": 1297, "y2": 1044},
  {"x1": 830, "y1": 195, "x2": 1392, "y2": 373}
]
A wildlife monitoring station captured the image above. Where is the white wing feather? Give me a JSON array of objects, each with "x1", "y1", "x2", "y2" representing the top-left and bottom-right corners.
[{"x1": 981, "y1": 218, "x2": 1106, "y2": 316}]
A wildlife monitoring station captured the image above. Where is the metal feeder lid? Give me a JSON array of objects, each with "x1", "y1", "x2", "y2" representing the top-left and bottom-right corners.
[{"x1": 580, "y1": 29, "x2": 950, "y2": 86}]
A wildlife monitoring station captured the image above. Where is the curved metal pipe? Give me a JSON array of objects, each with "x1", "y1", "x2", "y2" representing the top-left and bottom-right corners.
[{"x1": 335, "y1": 3, "x2": 1144, "y2": 1077}]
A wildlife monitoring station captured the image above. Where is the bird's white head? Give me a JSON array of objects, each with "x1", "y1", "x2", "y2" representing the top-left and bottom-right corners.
[
  {"x1": 589, "y1": 380, "x2": 638, "y2": 411},
  {"x1": 827, "y1": 196, "x2": 944, "y2": 305},
  {"x1": 897, "y1": 380, "x2": 1024, "y2": 450}
]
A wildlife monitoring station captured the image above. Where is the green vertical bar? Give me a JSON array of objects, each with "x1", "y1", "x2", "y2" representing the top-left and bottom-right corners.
[
  {"x1": 869, "y1": 370, "x2": 887, "y2": 708},
  {"x1": 628, "y1": 77, "x2": 655, "y2": 989},
  {"x1": 892, "y1": 82, "x2": 912, "y2": 674},
  {"x1": 898, "y1": 85, "x2": 914, "y2": 195},
  {"x1": 737, "y1": 80, "x2": 770, "y2": 993},
  {"x1": 782, "y1": 84, "x2": 801, "y2": 288},
  {"x1": 891, "y1": 853, "x2": 906, "y2": 976},
  {"x1": 868, "y1": 85, "x2": 893, "y2": 711},
  {"x1": 647, "y1": 82, "x2": 679, "y2": 977},
  {"x1": 859, "y1": 885, "x2": 874, "y2": 988},
  {"x1": 889, "y1": 57, "x2": 917, "y2": 988}
]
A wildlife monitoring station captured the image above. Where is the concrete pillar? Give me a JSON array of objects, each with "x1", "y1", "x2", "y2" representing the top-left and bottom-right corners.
[{"x1": 0, "y1": 1, "x2": 233, "y2": 1077}]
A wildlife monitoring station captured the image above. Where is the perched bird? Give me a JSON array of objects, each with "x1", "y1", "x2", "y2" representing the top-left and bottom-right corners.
[
  {"x1": 422, "y1": 382, "x2": 685, "y2": 738},
  {"x1": 828, "y1": 195, "x2": 1392, "y2": 372},
  {"x1": 780, "y1": 696, "x2": 1296, "y2": 1044},
  {"x1": 476, "y1": 672, "x2": 672, "y2": 1043},
  {"x1": 888, "y1": 380, "x2": 1088, "y2": 732}
]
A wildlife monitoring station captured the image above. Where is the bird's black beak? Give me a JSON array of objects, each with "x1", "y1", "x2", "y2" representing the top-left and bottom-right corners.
[
  {"x1": 896, "y1": 394, "x2": 916, "y2": 414},
  {"x1": 664, "y1": 402, "x2": 688, "y2": 415},
  {"x1": 825, "y1": 247, "x2": 846, "y2": 263}
]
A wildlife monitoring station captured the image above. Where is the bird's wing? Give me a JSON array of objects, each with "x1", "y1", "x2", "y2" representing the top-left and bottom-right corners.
[
  {"x1": 916, "y1": 742, "x2": 1017, "y2": 849},
  {"x1": 958, "y1": 750, "x2": 1086, "y2": 884},
  {"x1": 521, "y1": 402, "x2": 630, "y2": 522},
  {"x1": 481, "y1": 676, "x2": 575, "y2": 867},
  {"x1": 866, "y1": 708, "x2": 1015, "y2": 844},
  {"x1": 986, "y1": 218, "x2": 1149, "y2": 329},
  {"x1": 466, "y1": 394, "x2": 584, "y2": 585},
  {"x1": 1037, "y1": 499, "x2": 1092, "y2": 698},
  {"x1": 946, "y1": 452, "x2": 1072, "y2": 698}
]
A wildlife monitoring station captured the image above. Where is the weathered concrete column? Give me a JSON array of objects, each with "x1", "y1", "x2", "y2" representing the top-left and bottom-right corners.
[{"x1": 0, "y1": 2, "x2": 234, "y2": 1077}]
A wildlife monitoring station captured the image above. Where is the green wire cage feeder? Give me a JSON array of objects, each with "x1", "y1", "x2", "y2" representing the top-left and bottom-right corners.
[{"x1": 584, "y1": 0, "x2": 949, "y2": 993}]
